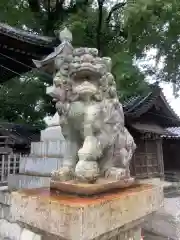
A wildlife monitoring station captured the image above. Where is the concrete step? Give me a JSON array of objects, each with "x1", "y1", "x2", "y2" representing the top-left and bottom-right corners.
[
  {"x1": 19, "y1": 156, "x2": 63, "y2": 176},
  {"x1": 30, "y1": 140, "x2": 65, "y2": 157},
  {"x1": 8, "y1": 174, "x2": 51, "y2": 191}
]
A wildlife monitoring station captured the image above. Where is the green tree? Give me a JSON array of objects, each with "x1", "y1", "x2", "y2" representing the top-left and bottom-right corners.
[
  {"x1": 121, "y1": 0, "x2": 180, "y2": 90},
  {"x1": 63, "y1": 7, "x2": 149, "y2": 99},
  {"x1": 3, "y1": 0, "x2": 180, "y2": 86},
  {"x1": 4, "y1": 0, "x2": 173, "y2": 125},
  {"x1": 0, "y1": 72, "x2": 49, "y2": 128}
]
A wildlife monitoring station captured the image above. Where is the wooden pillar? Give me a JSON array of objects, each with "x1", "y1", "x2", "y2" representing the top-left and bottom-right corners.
[
  {"x1": 144, "y1": 138, "x2": 149, "y2": 178},
  {"x1": 156, "y1": 138, "x2": 164, "y2": 179}
]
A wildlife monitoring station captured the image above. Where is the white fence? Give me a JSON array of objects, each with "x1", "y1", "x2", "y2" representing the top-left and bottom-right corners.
[{"x1": 0, "y1": 154, "x2": 20, "y2": 184}]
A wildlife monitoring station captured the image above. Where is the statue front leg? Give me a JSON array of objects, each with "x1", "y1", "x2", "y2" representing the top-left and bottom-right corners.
[{"x1": 75, "y1": 136, "x2": 103, "y2": 183}]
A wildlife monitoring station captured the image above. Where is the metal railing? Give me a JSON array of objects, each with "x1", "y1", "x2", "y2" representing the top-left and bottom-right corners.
[{"x1": 0, "y1": 154, "x2": 20, "y2": 184}]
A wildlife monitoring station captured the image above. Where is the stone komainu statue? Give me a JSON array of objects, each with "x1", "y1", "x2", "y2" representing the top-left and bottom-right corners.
[{"x1": 45, "y1": 29, "x2": 136, "y2": 183}]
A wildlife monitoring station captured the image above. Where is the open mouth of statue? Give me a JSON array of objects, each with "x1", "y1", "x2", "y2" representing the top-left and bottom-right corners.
[
  {"x1": 74, "y1": 82, "x2": 97, "y2": 96},
  {"x1": 69, "y1": 65, "x2": 102, "y2": 80}
]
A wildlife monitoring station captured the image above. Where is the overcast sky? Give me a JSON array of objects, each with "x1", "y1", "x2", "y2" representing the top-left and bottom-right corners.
[
  {"x1": 162, "y1": 83, "x2": 180, "y2": 117},
  {"x1": 139, "y1": 48, "x2": 180, "y2": 117}
]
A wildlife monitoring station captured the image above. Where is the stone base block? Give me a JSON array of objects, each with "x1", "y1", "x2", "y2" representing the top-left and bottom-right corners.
[
  {"x1": 19, "y1": 156, "x2": 63, "y2": 176},
  {"x1": 30, "y1": 140, "x2": 65, "y2": 157},
  {"x1": 41, "y1": 126, "x2": 64, "y2": 141},
  {"x1": 11, "y1": 184, "x2": 163, "y2": 240},
  {"x1": 8, "y1": 174, "x2": 51, "y2": 191}
]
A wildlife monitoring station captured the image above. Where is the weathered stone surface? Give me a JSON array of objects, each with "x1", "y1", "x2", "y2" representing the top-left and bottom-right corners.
[
  {"x1": 11, "y1": 184, "x2": 163, "y2": 240},
  {"x1": 8, "y1": 174, "x2": 51, "y2": 191},
  {"x1": 20, "y1": 229, "x2": 35, "y2": 240},
  {"x1": 19, "y1": 157, "x2": 63, "y2": 176},
  {"x1": 42, "y1": 28, "x2": 137, "y2": 184},
  {"x1": 30, "y1": 141, "x2": 65, "y2": 158},
  {"x1": 50, "y1": 177, "x2": 135, "y2": 195}
]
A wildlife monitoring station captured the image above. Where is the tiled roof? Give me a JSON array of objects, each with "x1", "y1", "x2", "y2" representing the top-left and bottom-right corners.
[
  {"x1": 165, "y1": 127, "x2": 180, "y2": 138},
  {"x1": 0, "y1": 23, "x2": 55, "y2": 47},
  {"x1": 123, "y1": 85, "x2": 180, "y2": 127},
  {"x1": 0, "y1": 122, "x2": 40, "y2": 145},
  {"x1": 123, "y1": 85, "x2": 160, "y2": 116},
  {"x1": 131, "y1": 123, "x2": 170, "y2": 135},
  {"x1": 123, "y1": 95, "x2": 143, "y2": 109},
  {"x1": 0, "y1": 23, "x2": 56, "y2": 82}
]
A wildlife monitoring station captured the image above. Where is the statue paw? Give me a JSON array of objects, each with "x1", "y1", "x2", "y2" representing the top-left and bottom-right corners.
[
  {"x1": 51, "y1": 166, "x2": 74, "y2": 181},
  {"x1": 75, "y1": 161, "x2": 100, "y2": 183},
  {"x1": 104, "y1": 167, "x2": 127, "y2": 180}
]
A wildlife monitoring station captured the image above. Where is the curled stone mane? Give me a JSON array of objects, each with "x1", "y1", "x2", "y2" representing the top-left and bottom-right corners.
[{"x1": 56, "y1": 48, "x2": 119, "y2": 103}]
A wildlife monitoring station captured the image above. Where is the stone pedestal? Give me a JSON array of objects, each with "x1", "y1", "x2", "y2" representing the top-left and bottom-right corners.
[
  {"x1": 8, "y1": 125, "x2": 66, "y2": 191},
  {"x1": 11, "y1": 184, "x2": 163, "y2": 240}
]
